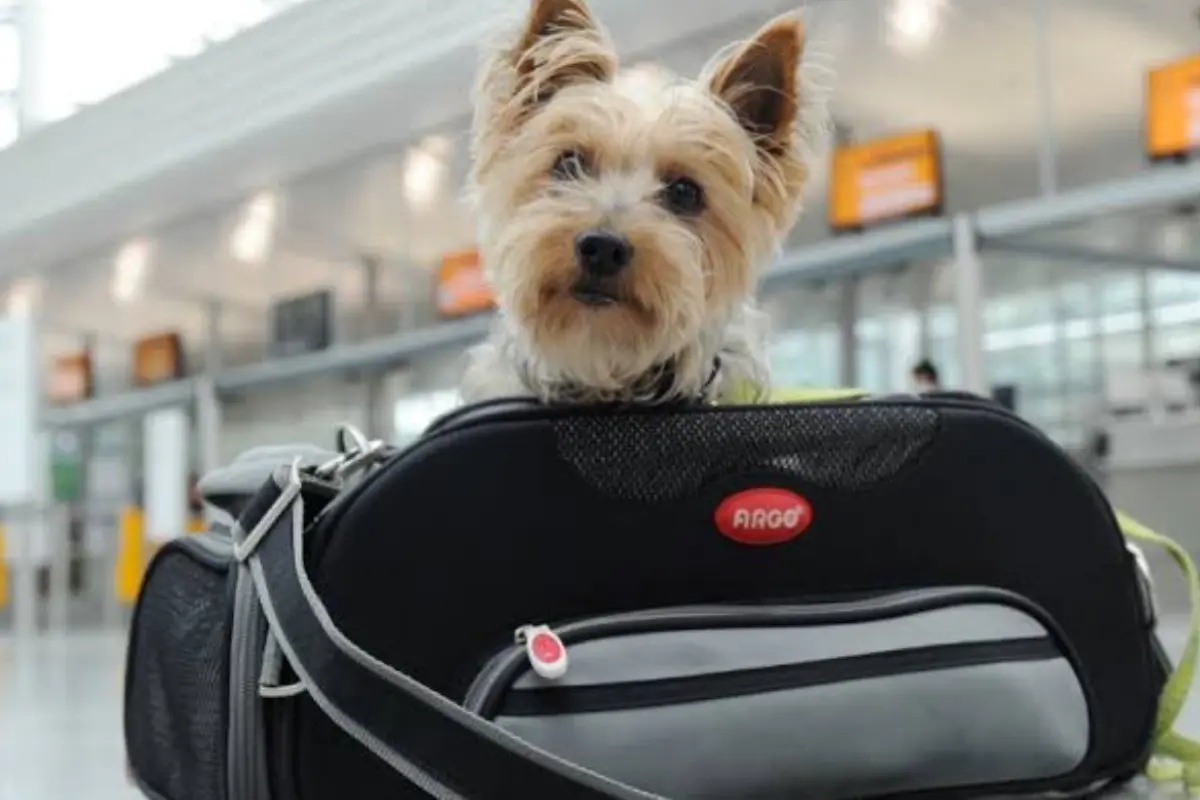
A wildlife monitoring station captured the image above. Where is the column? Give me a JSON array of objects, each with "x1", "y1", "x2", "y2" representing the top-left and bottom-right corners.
[
  {"x1": 1138, "y1": 267, "x2": 1160, "y2": 414},
  {"x1": 0, "y1": 312, "x2": 40, "y2": 637},
  {"x1": 1050, "y1": 272, "x2": 1071, "y2": 431},
  {"x1": 916, "y1": 262, "x2": 935, "y2": 361},
  {"x1": 1033, "y1": 0, "x2": 1059, "y2": 197},
  {"x1": 953, "y1": 214, "x2": 987, "y2": 395},
  {"x1": 196, "y1": 300, "x2": 223, "y2": 477},
  {"x1": 1089, "y1": 272, "x2": 1107, "y2": 402},
  {"x1": 46, "y1": 427, "x2": 71, "y2": 633},
  {"x1": 14, "y1": 0, "x2": 46, "y2": 134},
  {"x1": 837, "y1": 276, "x2": 859, "y2": 388},
  {"x1": 360, "y1": 255, "x2": 389, "y2": 439},
  {"x1": 47, "y1": 331, "x2": 95, "y2": 634}
]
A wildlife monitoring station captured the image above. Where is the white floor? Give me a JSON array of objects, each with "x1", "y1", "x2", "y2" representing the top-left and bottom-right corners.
[
  {"x1": 0, "y1": 631, "x2": 139, "y2": 800},
  {"x1": 0, "y1": 622, "x2": 1198, "y2": 800}
]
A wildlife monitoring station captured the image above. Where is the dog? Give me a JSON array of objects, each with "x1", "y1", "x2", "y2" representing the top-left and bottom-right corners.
[{"x1": 461, "y1": 0, "x2": 830, "y2": 406}]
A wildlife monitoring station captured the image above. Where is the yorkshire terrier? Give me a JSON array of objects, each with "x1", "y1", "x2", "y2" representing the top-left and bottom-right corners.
[{"x1": 461, "y1": 0, "x2": 829, "y2": 405}]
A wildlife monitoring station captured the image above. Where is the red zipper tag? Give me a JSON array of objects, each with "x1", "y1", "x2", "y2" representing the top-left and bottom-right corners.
[{"x1": 517, "y1": 624, "x2": 569, "y2": 680}]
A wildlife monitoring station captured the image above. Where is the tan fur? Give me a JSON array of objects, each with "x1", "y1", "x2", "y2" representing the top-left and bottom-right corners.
[{"x1": 463, "y1": 0, "x2": 830, "y2": 405}]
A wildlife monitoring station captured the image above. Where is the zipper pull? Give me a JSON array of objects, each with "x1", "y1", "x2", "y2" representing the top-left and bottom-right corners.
[{"x1": 515, "y1": 624, "x2": 569, "y2": 680}]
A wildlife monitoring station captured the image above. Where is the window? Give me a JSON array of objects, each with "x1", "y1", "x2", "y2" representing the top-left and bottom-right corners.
[
  {"x1": 0, "y1": 12, "x2": 15, "y2": 150},
  {"x1": 0, "y1": 96, "x2": 15, "y2": 149},
  {"x1": 29, "y1": 0, "x2": 310, "y2": 124},
  {"x1": 393, "y1": 389, "x2": 459, "y2": 446},
  {"x1": 770, "y1": 327, "x2": 839, "y2": 389}
]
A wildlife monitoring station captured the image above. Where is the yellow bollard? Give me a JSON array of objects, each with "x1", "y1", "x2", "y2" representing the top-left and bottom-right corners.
[{"x1": 114, "y1": 506, "x2": 146, "y2": 605}]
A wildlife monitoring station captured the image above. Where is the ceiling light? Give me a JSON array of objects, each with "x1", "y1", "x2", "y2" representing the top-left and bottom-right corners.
[
  {"x1": 112, "y1": 237, "x2": 153, "y2": 304},
  {"x1": 231, "y1": 190, "x2": 280, "y2": 265},
  {"x1": 5, "y1": 278, "x2": 40, "y2": 316},
  {"x1": 886, "y1": 0, "x2": 948, "y2": 54},
  {"x1": 404, "y1": 150, "x2": 441, "y2": 205},
  {"x1": 403, "y1": 137, "x2": 451, "y2": 208},
  {"x1": 245, "y1": 189, "x2": 278, "y2": 223}
]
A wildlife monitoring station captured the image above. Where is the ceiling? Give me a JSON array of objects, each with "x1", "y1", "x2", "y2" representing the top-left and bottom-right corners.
[{"x1": 13, "y1": 0, "x2": 1200, "y2": 378}]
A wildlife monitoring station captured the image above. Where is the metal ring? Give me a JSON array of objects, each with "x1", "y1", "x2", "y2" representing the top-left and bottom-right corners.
[
  {"x1": 336, "y1": 424, "x2": 371, "y2": 456},
  {"x1": 313, "y1": 454, "x2": 345, "y2": 478},
  {"x1": 1127, "y1": 541, "x2": 1158, "y2": 628},
  {"x1": 334, "y1": 439, "x2": 387, "y2": 480}
]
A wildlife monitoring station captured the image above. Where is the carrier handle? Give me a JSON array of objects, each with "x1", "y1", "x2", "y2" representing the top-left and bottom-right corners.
[{"x1": 244, "y1": 462, "x2": 659, "y2": 800}]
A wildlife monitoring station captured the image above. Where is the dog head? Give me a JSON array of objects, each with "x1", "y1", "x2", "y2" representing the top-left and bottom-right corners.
[{"x1": 470, "y1": 0, "x2": 827, "y2": 402}]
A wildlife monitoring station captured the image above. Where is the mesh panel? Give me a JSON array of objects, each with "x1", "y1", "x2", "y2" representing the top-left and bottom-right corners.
[
  {"x1": 126, "y1": 548, "x2": 231, "y2": 800},
  {"x1": 553, "y1": 404, "x2": 939, "y2": 503}
]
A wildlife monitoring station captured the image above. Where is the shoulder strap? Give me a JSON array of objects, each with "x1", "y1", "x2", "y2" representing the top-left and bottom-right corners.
[{"x1": 239, "y1": 462, "x2": 659, "y2": 800}]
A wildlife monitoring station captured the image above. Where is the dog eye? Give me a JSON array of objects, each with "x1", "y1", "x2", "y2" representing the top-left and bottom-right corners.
[
  {"x1": 661, "y1": 176, "x2": 706, "y2": 216},
  {"x1": 551, "y1": 149, "x2": 591, "y2": 180}
]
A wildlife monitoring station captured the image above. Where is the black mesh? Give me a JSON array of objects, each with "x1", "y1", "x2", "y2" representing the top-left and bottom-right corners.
[
  {"x1": 125, "y1": 546, "x2": 232, "y2": 800},
  {"x1": 553, "y1": 404, "x2": 939, "y2": 502}
]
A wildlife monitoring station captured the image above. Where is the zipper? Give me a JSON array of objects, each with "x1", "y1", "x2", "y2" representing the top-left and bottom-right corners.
[
  {"x1": 498, "y1": 636, "x2": 1059, "y2": 718},
  {"x1": 463, "y1": 586, "x2": 1058, "y2": 717}
]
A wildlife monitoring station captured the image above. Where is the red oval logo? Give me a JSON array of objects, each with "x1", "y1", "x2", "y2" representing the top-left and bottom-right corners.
[{"x1": 714, "y1": 488, "x2": 812, "y2": 545}]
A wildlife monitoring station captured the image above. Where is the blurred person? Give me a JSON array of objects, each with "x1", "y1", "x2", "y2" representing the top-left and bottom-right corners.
[
  {"x1": 910, "y1": 358, "x2": 941, "y2": 394},
  {"x1": 461, "y1": 0, "x2": 832, "y2": 405}
]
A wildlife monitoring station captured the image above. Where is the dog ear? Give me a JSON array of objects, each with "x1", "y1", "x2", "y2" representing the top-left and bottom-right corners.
[
  {"x1": 506, "y1": 0, "x2": 615, "y2": 109},
  {"x1": 706, "y1": 15, "x2": 805, "y2": 149},
  {"x1": 518, "y1": 0, "x2": 604, "y2": 60},
  {"x1": 471, "y1": 0, "x2": 615, "y2": 182}
]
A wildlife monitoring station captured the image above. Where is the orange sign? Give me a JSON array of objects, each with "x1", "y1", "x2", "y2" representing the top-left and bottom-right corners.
[
  {"x1": 133, "y1": 332, "x2": 184, "y2": 386},
  {"x1": 1147, "y1": 56, "x2": 1200, "y2": 160},
  {"x1": 828, "y1": 130, "x2": 943, "y2": 231},
  {"x1": 437, "y1": 249, "x2": 494, "y2": 318},
  {"x1": 48, "y1": 351, "x2": 93, "y2": 404}
]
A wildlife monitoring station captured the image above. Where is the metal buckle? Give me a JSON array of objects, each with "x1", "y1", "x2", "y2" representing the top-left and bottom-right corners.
[
  {"x1": 313, "y1": 423, "x2": 387, "y2": 482},
  {"x1": 238, "y1": 425, "x2": 385, "y2": 562},
  {"x1": 335, "y1": 424, "x2": 371, "y2": 455},
  {"x1": 1127, "y1": 541, "x2": 1158, "y2": 629}
]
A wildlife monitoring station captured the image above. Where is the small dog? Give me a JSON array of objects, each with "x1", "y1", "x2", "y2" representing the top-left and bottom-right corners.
[{"x1": 461, "y1": 0, "x2": 829, "y2": 405}]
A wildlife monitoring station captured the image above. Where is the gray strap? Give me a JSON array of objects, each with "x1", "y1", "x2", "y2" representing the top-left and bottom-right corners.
[
  {"x1": 245, "y1": 466, "x2": 659, "y2": 799},
  {"x1": 258, "y1": 632, "x2": 305, "y2": 699}
]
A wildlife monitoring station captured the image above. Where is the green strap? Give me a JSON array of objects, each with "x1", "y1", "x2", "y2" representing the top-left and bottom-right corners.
[
  {"x1": 729, "y1": 384, "x2": 868, "y2": 404},
  {"x1": 1116, "y1": 511, "x2": 1200, "y2": 795},
  {"x1": 765, "y1": 387, "x2": 869, "y2": 403}
]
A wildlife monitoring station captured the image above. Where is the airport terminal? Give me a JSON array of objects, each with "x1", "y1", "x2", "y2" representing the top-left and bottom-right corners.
[{"x1": 3, "y1": 0, "x2": 1200, "y2": 797}]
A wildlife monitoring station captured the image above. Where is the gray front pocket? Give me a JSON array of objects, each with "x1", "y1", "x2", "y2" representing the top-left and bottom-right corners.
[{"x1": 465, "y1": 587, "x2": 1091, "y2": 800}]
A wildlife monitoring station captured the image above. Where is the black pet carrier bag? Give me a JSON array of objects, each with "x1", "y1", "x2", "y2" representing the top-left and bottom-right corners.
[{"x1": 125, "y1": 394, "x2": 1184, "y2": 800}]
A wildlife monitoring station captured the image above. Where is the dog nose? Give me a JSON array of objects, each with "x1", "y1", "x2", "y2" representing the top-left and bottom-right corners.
[{"x1": 575, "y1": 230, "x2": 633, "y2": 277}]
